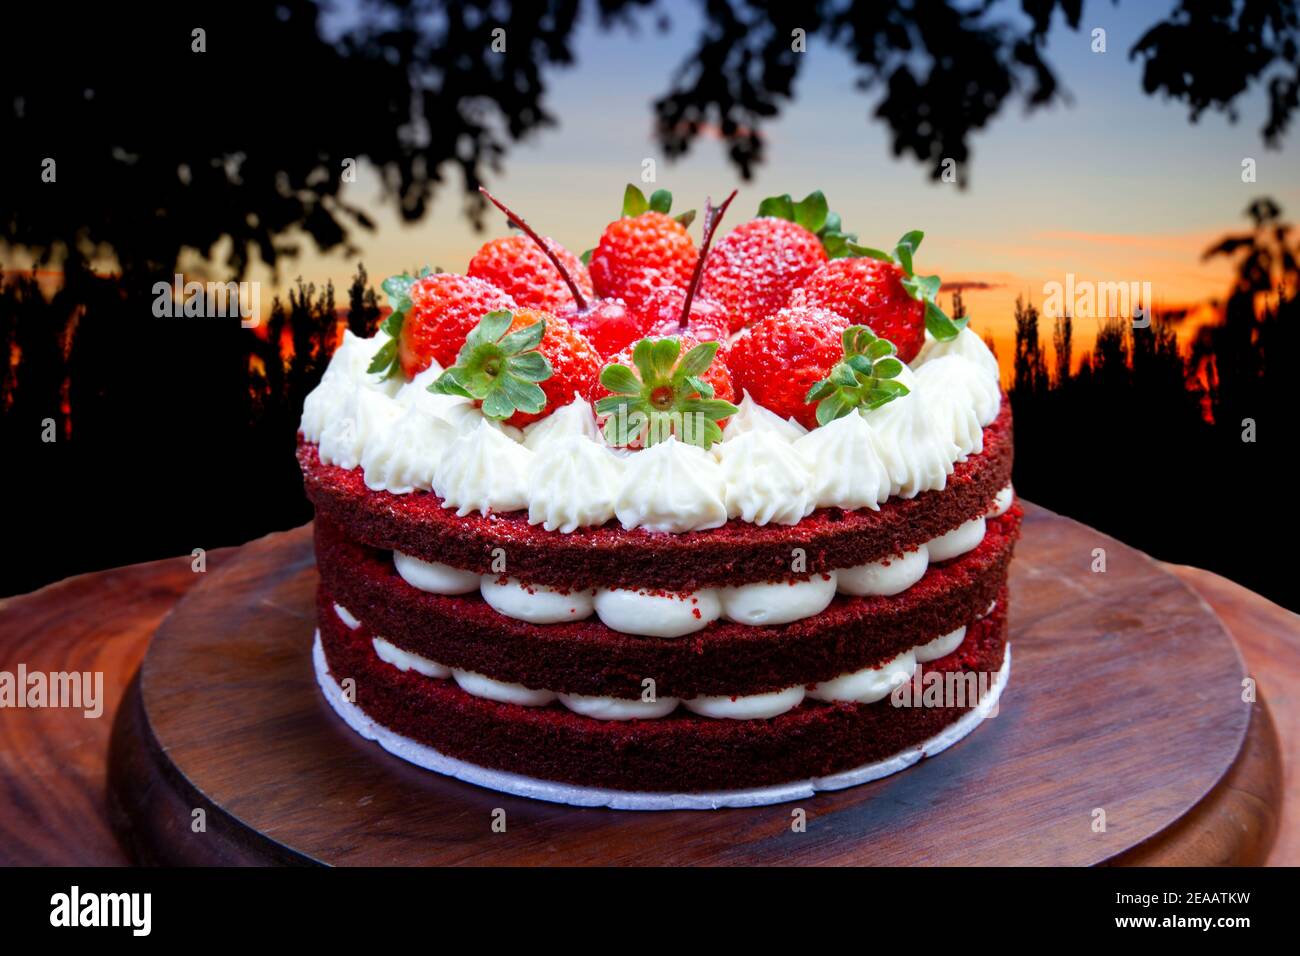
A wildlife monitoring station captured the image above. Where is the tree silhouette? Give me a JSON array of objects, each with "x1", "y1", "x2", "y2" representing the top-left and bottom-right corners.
[
  {"x1": 1131, "y1": 0, "x2": 1300, "y2": 145},
  {"x1": 4, "y1": 1, "x2": 1298, "y2": 280},
  {"x1": 5, "y1": 2, "x2": 1300, "y2": 603},
  {"x1": 347, "y1": 265, "x2": 383, "y2": 338},
  {"x1": 1007, "y1": 197, "x2": 1299, "y2": 609}
]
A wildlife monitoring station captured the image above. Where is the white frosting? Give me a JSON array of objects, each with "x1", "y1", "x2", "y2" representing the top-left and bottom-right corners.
[
  {"x1": 613, "y1": 437, "x2": 727, "y2": 532},
  {"x1": 480, "y1": 577, "x2": 595, "y2": 624},
  {"x1": 527, "y1": 435, "x2": 624, "y2": 532},
  {"x1": 434, "y1": 420, "x2": 534, "y2": 516},
  {"x1": 398, "y1": 358, "x2": 446, "y2": 396},
  {"x1": 927, "y1": 516, "x2": 987, "y2": 562},
  {"x1": 722, "y1": 391, "x2": 808, "y2": 444},
  {"x1": 302, "y1": 327, "x2": 1009, "y2": 534},
  {"x1": 522, "y1": 396, "x2": 599, "y2": 450},
  {"x1": 437, "y1": 399, "x2": 524, "y2": 441},
  {"x1": 316, "y1": 391, "x2": 367, "y2": 469},
  {"x1": 393, "y1": 551, "x2": 480, "y2": 595},
  {"x1": 980, "y1": 599, "x2": 997, "y2": 618},
  {"x1": 863, "y1": 366, "x2": 960, "y2": 498},
  {"x1": 361, "y1": 403, "x2": 458, "y2": 494},
  {"x1": 720, "y1": 574, "x2": 838, "y2": 626},
  {"x1": 989, "y1": 483, "x2": 1014, "y2": 517},
  {"x1": 918, "y1": 351, "x2": 1000, "y2": 429},
  {"x1": 452, "y1": 669, "x2": 556, "y2": 707},
  {"x1": 916, "y1": 358, "x2": 987, "y2": 458},
  {"x1": 808, "y1": 650, "x2": 917, "y2": 704},
  {"x1": 593, "y1": 586, "x2": 721, "y2": 638},
  {"x1": 301, "y1": 331, "x2": 400, "y2": 440},
  {"x1": 715, "y1": 429, "x2": 815, "y2": 525},
  {"x1": 333, "y1": 603, "x2": 362, "y2": 630},
  {"x1": 793, "y1": 410, "x2": 891, "y2": 510},
  {"x1": 914, "y1": 626, "x2": 966, "y2": 663},
  {"x1": 685, "y1": 685, "x2": 806, "y2": 720},
  {"x1": 913, "y1": 327, "x2": 1001, "y2": 381},
  {"x1": 558, "y1": 692, "x2": 681, "y2": 721},
  {"x1": 373, "y1": 636, "x2": 452, "y2": 679},
  {"x1": 837, "y1": 546, "x2": 930, "y2": 597}
]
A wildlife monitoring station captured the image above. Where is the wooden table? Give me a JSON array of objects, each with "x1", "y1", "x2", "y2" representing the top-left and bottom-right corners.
[{"x1": 1, "y1": 505, "x2": 1295, "y2": 865}]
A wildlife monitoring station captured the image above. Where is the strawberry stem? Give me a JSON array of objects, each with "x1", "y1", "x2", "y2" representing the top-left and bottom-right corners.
[
  {"x1": 678, "y1": 189, "x2": 737, "y2": 330},
  {"x1": 479, "y1": 187, "x2": 589, "y2": 311}
]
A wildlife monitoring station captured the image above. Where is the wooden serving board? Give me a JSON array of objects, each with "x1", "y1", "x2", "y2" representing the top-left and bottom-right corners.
[{"x1": 106, "y1": 504, "x2": 1279, "y2": 865}]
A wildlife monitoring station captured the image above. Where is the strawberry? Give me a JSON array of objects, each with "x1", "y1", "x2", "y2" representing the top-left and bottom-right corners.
[
  {"x1": 727, "y1": 305, "x2": 853, "y2": 429},
  {"x1": 468, "y1": 234, "x2": 593, "y2": 313},
  {"x1": 588, "y1": 185, "x2": 697, "y2": 312},
  {"x1": 392, "y1": 273, "x2": 517, "y2": 377},
  {"x1": 637, "y1": 189, "x2": 739, "y2": 343},
  {"x1": 790, "y1": 258, "x2": 924, "y2": 362},
  {"x1": 477, "y1": 187, "x2": 650, "y2": 359},
  {"x1": 561, "y1": 297, "x2": 650, "y2": 358},
  {"x1": 638, "y1": 286, "x2": 732, "y2": 343},
  {"x1": 702, "y1": 219, "x2": 825, "y2": 327},
  {"x1": 431, "y1": 308, "x2": 602, "y2": 428},
  {"x1": 701, "y1": 191, "x2": 860, "y2": 329},
  {"x1": 593, "y1": 335, "x2": 737, "y2": 449},
  {"x1": 792, "y1": 230, "x2": 963, "y2": 363}
]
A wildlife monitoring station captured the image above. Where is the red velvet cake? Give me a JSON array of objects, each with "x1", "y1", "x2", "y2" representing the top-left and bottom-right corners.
[{"x1": 298, "y1": 187, "x2": 1018, "y2": 806}]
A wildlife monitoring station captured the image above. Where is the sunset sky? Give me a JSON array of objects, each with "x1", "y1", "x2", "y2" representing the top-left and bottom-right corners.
[{"x1": 17, "y1": 1, "x2": 1300, "y2": 378}]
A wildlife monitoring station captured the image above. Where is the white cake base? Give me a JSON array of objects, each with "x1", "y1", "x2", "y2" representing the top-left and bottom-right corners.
[{"x1": 314, "y1": 633, "x2": 1010, "y2": 811}]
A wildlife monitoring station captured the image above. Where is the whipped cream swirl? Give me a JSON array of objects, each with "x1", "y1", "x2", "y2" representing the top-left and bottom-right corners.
[{"x1": 302, "y1": 327, "x2": 1004, "y2": 532}]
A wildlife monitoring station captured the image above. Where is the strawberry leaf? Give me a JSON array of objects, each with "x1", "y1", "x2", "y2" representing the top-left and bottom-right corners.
[
  {"x1": 804, "y1": 324, "x2": 911, "y2": 425},
  {"x1": 600, "y1": 364, "x2": 642, "y2": 395},
  {"x1": 430, "y1": 310, "x2": 554, "y2": 420},
  {"x1": 596, "y1": 336, "x2": 737, "y2": 449},
  {"x1": 757, "y1": 194, "x2": 795, "y2": 220},
  {"x1": 758, "y1": 190, "x2": 857, "y2": 258},
  {"x1": 793, "y1": 191, "x2": 829, "y2": 234},
  {"x1": 649, "y1": 189, "x2": 673, "y2": 214},
  {"x1": 925, "y1": 300, "x2": 966, "y2": 340},
  {"x1": 622, "y1": 184, "x2": 649, "y2": 217},
  {"x1": 674, "y1": 341, "x2": 719, "y2": 380},
  {"x1": 369, "y1": 268, "x2": 429, "y2": 380},
  {"x1": 366, "y1": 336, "x2": 399, "y2": 377}
]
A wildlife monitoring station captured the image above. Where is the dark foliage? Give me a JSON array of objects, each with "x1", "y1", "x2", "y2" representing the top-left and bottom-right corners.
[
  {"x1": 1009, "y1": 198, "x2": 1300, "y2": 608},
  {"x1": 3, "y1": 2, "x2": 1299, "y2": 601},
  {"x1": 4, "y1": 1, "x2": 1296, "y2": 282}
]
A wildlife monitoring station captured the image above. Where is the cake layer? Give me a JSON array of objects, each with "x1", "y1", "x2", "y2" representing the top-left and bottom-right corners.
[
  {"x1": 317, "y1": 596, "x2": 1010, "y2": 792},
  {"x1": 299, "y1": 398, "x2": 1012, "y2": 592},
  {"x1": 316, "y1": 507, "x2": 1020, "y2": 698}
]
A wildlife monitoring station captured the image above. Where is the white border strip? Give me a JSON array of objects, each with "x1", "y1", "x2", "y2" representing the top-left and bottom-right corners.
[{"x1": 313, "y1": 633, "x2": 1010, "y2": 811}]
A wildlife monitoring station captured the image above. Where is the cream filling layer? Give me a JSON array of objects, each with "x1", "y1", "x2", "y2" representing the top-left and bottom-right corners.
[
  {"x1": 480, "y1": 577, "x2": 595, "y2": 624},
  {"x1": 807, "y1": 650, "x2": 917, "y2": 704},
  {"x1": 592, "y1": 586, "x2": 722, "y2": 638},
  {"x1": 357, "y1": 617, "x2": 979, "y2": 721},
  {"x1": 393, "y1": 551, "x2": 481, "y2": 595},
  {"x1": 926, "y1": 516, "x2": 987, "y2": 562},
  {"x1": 391, "y1": 515, "x2": 989, "y2": 632}
]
